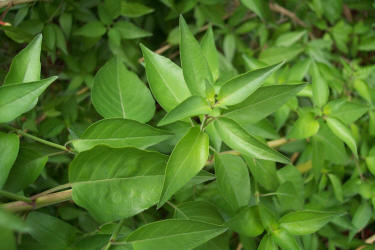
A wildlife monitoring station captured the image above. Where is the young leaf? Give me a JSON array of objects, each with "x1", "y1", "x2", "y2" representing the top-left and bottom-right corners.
[
  {"x1": 158, "y1": 127, "x2": 209, "y2": 208},
  {"x1": 217, "y1": 61, "x2": 285, "y2": 106},
  {"x1": 214, "y1": 153, "x2": 250, "y2": 211},
  {"x1": 158, "y1": 96, "x2": 212, "y2": 126},
  {"x1": 126, "y1": 219, "x2": 227, "y2": 250},
  {"x1": 140, "y1": 44, "x2": 191, "y2": 112},
  {"x1": 69, "y1": 146, "x2": 168, "y2": 222},
  {"x1": 4, "y1": 34, "x2": 42, "y2": 85},
  {"x1": 200, "y1": 27, "x2": 219, "y2": 81},
  {"x1": 72, "y1": 118, "x2": 172, "y2": 152},
  {"x1": 279, "y1": 210, "x2": 339, "y2": 235},
  {"x1": 0, "y1": 76, "x2": 57, "y2": 123},
  {"x1": 223, "y1": 83, "x2": 306, "y2": 125},
  {"x1": 226, "y1": 206, "x2": 264, "y2": 237},
  {"x1": 180, "y1": 15, "x2": 213, "y2": 96},
  {"x1": 287, "y1": 112, "x2": 320, "y2": 139},
  {"x1": 324, "y1": 99, "x2": 369, "y2": 125},
  {"x1": 0, "y1": 132, "x2": 19, "y2": 188},
  {"x1": 214, "y1": 117, "x2": 290, "y2": 164},
  {"x1": 311, "y1": 61, "x2": 329, "y2": 107},
  {"x1": 92, "y1": 57, "x2": 155, "y2": 123},
  {"x1": 325, "y1": 117, "x2": 357, "y2": 157}
]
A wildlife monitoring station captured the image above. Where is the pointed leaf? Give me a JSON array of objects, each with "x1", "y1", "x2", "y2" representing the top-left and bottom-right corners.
[
  {"x1": 158, "y1": 127, "x2": 209, "y2": 208},
  {"x1": 226, "y1": 206, "x2": 264, "y2": 237},
  {"x1": 272, "y1": 229, "x2": 299, "y2": 250},
  {"x1": 141, "y1": 44, "x2": 191, "y2": 112},
  {"x1": 244, "y1": 157, "x2": 279, "y2": 191},
  {"x1": 258, "y1": 234, "x2": 277, "y2": 250},
  {"x1": 173, "y1": 201, "x2": 224, "y2": 226},
  {"x1": 287, "y1": 112, "x2": 320, "y2": 139},
  {"x1": 217, "y1": 61, "x2": 285, "y2": 106},
  {"x1": 311, "y1": 62, "x2": 329, "y2": 107},
  {"x1": 201, "y1": 27, "x2": 219, "y2": 81},
  {"x1": 73, "y1": 21, "x2": 106, "y2": 37},
  {"x1": 69, "y1": 146, "x2": 168, "y2": 222},
  {"x1": 126, "y1": 219, "x2": 227, "y2": 250},
  {"x1": 4, "y1": 34, "x2": 42, "y2": 85},
  {"x1": 214, "y1": 117, "x2": 290, "y2": 164},
  {"x1": 0, "y1": 132, "x2": 19, "y2": 188},
  {"x1": 0, "y1": 76, "x2": 57, "y2": 123},
  {"x1": 180, "y1": 15, "x2": 212, "y2": 96},
  {"x1": 72, "y1": 118, "x2": 172, "y2": 152},
  {"x1": 158, "y1": 96, "x2": 212, "y2": 126},
  {"x1": 326, "y1": 117, "x2": 357, "y2": 157},
  {"x1": 92, "y1": 57, "x2": 155, "y2": 123}
]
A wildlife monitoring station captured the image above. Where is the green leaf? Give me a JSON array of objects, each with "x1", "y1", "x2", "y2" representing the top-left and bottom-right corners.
[
  {"x1": 244, "y1": 157, "x2": 279, "y2": 191},
  {"x1": 173, "y1": 201, "x2": 224, "y2": 226},
  {"x1": 27, "y1": 212, "x2": 78, "y2": 248},
  {"x1": 69, "y1": 146, "x2": 168, "y2": 222},
  {"x1": 272, "y1": 228, "x2": 299, "y2": 250},
  {"x1": 0, "y1": 227, "x2": 16, "y2": 250},
  {"x1": 324, "y1": 99, "x2": 369, "y2": 124},
  {"x1": 258, "y1": 234, "x2": 277, "y2": 250},
  {"x1": 223, "y1": 33, "x2": 236, "y2": 62},
  {"x1": 92, "y1": 57, "x2": 155, "y2": 123},
  {"x1": 240, "y1": 0, "x2": 270, "y2": 20},
  {"x1": 140, "y1": 44, "x2": 191, "y2": 112},
  {"x1": 4, "y1": 34, "x2": 42, "y2": 84},
  {"x1": 114, "y1": 21, "x2": 152, "y2": 39},
  {"x1": 279, "y1": 210, "x2": 339, "y2": 235},
  {"x1": 275, "y1": 31, "x2": 306, "y2": 47},
  {"x1": 42, "y1": 24, "x2": 55, "y2": 52},
  {"x1": 214, "y1": 117, "x2": 290, "y2": 164},
  {"x1": 126, "y1": 219, "x2": 227, "y2": 250},
  {"x1": 217, "y1": 61, "x2": 285, "y2": 106},
  {"x1": 259, "y1": 46, "x2": 303, "y2": 65},
  {"x1": 180, "y1": 15, "x2": 213, "y2": 96},
  {"x1": 328, "y1": 174, "x2": 344, "y2": 202},
  {"x1": 287, "y1": 112, "x2": 320, "y2": 139},
  {"x1": 352, "y1": 201, "x2": 372, "y2": 230},
  {"x1": 277, "y1": 181, "x2": 303, "y2": 211},
  {"x1": 223, "y1": 84, "x2": 306, "y2": 124},
  {"x1": 158, "y1": 127, "x2": 209, "y2": 207},
  {"x1": 0, "y1": 76, "x2": 57, "y2": 123},
  {"x1": 311, "y1": 62, "x2": 329, "y2": 107},
  {"x1": 121, "y1": 2, "x2": 154, "y2": 18},
  {"x1": 226, "y1": 206, "x2": 264, "y2": 237},
  {"x1": 0, "y1": 208, "x2": 30, "y2": 232},
  {"x1": 214, "y1": 153, "x2": 250, "y2": 211},
  {"x1": 201, "y1": 27, "x2": 219, "y2": 81},
  {"x1": 73, "y1": 21, "x2": 106, "y2": 37},
  {"x1": 312, "y1": 137, "x2": 324, "y2": 179},
  {"x1": 0, "y1": 132, "x2": 19, "y2": 188},
  {"x1": 325, "y1": 117, "x2": 357, "y2": 158},
  {"x1": 4, "y1": 146, "x2": 48, "y2": 192},
  {"x1": 71, "y1": 118, "x2": 172, "y2": 152},
  {"x1": 158, "y1": 96, "x2": 212, "y2": 126}
]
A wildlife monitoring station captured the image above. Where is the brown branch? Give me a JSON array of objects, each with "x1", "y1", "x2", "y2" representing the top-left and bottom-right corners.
[
  {"x1": 0, "y1": 0, "x2": 38, "y2": 8},
  {"x1": 269, "y1": 2, "x2": 307, "y2": 27}
]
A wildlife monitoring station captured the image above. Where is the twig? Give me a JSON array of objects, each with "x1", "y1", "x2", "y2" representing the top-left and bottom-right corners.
[
  {"x1": 0, "y1": 0, "x2": 38, "y2": 8},
  {"x1": 102, "y1": 219, "x2": 125, "y2": 250},
  {"x1": 269, "y1": 2, "x2": 307, "y2": 27},
  {"x1": 0, "y1": 190, "x2": 32, "y2": 203}
]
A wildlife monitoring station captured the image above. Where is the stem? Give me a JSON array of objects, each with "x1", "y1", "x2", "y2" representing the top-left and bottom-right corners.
[
  {"x1": 32, "y1": 183, "x2": 72, "y2": 199},
  {"x1": 1, "y1": 189, "x2": 72, "y2": 212},
  {"x1": 103, "y1": 219, "x2": 125, "y2": 250},
  {"x1": 2, "y1": 124, "x2": 72, "y2": 153},
  {"x1": 0, "y1": 190, "x2": 32, "y2": 203}
]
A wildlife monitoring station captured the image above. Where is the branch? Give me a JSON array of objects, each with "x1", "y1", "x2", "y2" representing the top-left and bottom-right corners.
[
  {"x1": 269, "y1": 2, "x2": 307, "y2": 27},
  {"x1": 0, "y1": 0, "x2": 38, "y2": 8}
]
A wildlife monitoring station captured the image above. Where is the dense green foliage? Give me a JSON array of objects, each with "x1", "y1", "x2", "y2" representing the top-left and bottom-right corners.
[{"x1": 0, "y1": 0, "x2": 375, "y2": 249}]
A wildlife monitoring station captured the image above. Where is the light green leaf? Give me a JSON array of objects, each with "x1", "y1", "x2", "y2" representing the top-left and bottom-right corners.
[
  {"x1": 223, "y1": 33, "x2": 236, "y2": 62},
  {"x1": 224, "y1": 84, "x2": 306, "y2": 124},
  {"x1": 69, "y1": 146, "x2": 168, "y2": 222},
  {"x1": 328, "y1": 174, "x2": 343, "y2": 202},
  {"x1": 258, "y1": 234, "x2": 277, "y2": 250},
  {"x1": 259, "y1": 46, "x2": 303, "y2": 65},
  {"x1": 275, "y1": 30, "x2": 306, "y2": 47},
  {"x1": 326, "y1": 117, "x2": 357, "y2": 158},
  {"x1": 226, "y1": 206, "x2": 264, "y2": 237},
  {"x1": 272, "y1": 229, "x2": 299, "y2": 250},
  {"x1": 217, "y1": 61, "x2": 285, "y2": 106},
  {"x1": 73, "y1": 21, "x2": 106, "y2": 37},
  {"x1": 214, "y1": 153, "x2": 250, "y2": 211},
  {"x1": 287, "y1": 112, "x2": 320, "y2": 139},
  {"x1": 121, "y1": 2, "x2": 154, "y2": 17},
  {"x1": 244, "y1": 157, "x2": 279, "y2": 191},
  {"x1": 352, "y1": 202, "x2": 372, "y2": 230},
  {"x1": 358, "y1": 37, "x2": 375, "y2": 51},
  {"x1": 0, "y1": 132, "x2": 19, "y2": 188},
  {"x1": 180, "y1": 15, "x2": 213, "y2": 96},
  {"x1": 158, "y1": 96, "x2": 212, "y2": 126},
  {"x1": 114, "y1": 21, "x2": 152, "y2": 39},
  {"x1": 240, "y1": 0, "x2": 270, "y2": 20},
  {"x1": 173, "y1": 201, "x2": 224, "y2": 226},
  {"x1": 325, "y1": 99, "x2": 369, "y2": 124},
  {"x1": 0, "y1": 76, "x2": 57, "y2": 123},
  {"x1": 214, "y1": 117, "x2": 290, "y2": 164},
  {"x1": 92, "y1": 57, "x2": 155, "y2": 123},
  {"x1": 4, "y1": 34, "x2": 42, "y2": 84},
  {"x1": 0, "y1": 208, "x2": 30, "y2": 232},
  {"x1": 279, "y1": 210, "x2": 339, "y2": 235},
  {"x1": 71, "y1": 118, "x2": 172, "y2": 152},
  {"x1": 140, "y1": 44, "x2": 191, "y2": 112},
  {"x1": 158, "y1": 127, "x2": 209, "y2": 208},
  {"x1": 201, "y1": 27, "x2": 219, "y2": 81},
  {"x1": 311, "y1": 61, "x2": 329, "y2": 107},
  {"x1": 126, "y1": 219, "x2": 227, "y2": 250},
  {"x1": 277, "y1": 181, "x2": 303, "y2": 211}
]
